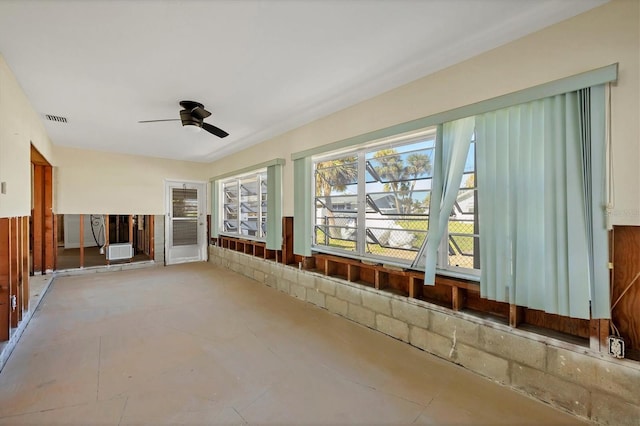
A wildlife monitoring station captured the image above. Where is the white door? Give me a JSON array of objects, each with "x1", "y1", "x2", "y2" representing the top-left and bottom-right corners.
[{"x1": 165, "y1": 181, "x2": 207, "y2": 265}]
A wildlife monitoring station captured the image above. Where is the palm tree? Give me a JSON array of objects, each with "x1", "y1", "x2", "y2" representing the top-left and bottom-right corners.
[
  {"x1": 372, "y1": 149, "x2": 406, "y2": 213},
  {"x1": 315, "y1": 157, "x2": 357, "y2": 240},
  {"x1": 405, "y1": 152, "x2": 431, "y2": 214}
]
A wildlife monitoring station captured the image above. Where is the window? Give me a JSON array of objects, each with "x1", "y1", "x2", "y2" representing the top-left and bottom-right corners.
[
  {"x1": 311, "y1": 127, "x2": 480, "y2": 276},
  {"x1": 221, "y1": 170, "x2": 268, "y2": 240},
  {"x1": 212, "y1": 158, "x2": 284, "y2": 250},
  {"x1": 313, "y1": 130, "x2": 445, "y2": 267}
]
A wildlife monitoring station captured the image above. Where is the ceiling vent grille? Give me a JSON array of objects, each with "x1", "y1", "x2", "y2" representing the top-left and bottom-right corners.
[{"x1": 44, "y1": 114, "x2": 68, "y2": 123}]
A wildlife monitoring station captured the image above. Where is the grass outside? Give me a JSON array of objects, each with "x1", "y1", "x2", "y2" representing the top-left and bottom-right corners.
[{"x1": 315, "y1": 219, "x2": 477, "y2": 263}]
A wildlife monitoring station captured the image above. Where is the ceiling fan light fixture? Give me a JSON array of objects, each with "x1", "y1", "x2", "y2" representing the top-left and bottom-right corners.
[{"x1": 183, "y1": 122, "x2": 202, "y2": 133}]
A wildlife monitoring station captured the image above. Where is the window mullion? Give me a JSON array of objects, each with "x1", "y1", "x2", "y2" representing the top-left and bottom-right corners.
[{"x1": 356, "y1": 150, "x2": 367, "y2": 257}]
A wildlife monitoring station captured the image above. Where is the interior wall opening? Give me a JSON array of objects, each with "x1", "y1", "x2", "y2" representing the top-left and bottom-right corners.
[{"x1": 56, "y1": 214, "x2": 154, "y2": 270}]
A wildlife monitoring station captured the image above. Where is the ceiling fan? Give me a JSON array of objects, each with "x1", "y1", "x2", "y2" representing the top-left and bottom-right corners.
[{"x1": 138, "y1": 100, "x2": 229, "y2": 138}]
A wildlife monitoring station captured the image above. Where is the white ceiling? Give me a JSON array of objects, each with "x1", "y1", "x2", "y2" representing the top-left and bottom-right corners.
[{"x1": 0, "y1": 0, "x2": 606, "y2": 163}]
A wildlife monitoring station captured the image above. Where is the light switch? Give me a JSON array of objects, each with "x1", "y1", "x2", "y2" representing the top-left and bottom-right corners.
[{"x1": 0, "y1": 182, "x2": 6, "y2": 194}]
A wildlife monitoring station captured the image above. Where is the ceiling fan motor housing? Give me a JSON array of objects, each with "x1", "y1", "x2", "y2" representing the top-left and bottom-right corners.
[{"x1": 179, "y1": 109, "x2": 202, "y2": 128}]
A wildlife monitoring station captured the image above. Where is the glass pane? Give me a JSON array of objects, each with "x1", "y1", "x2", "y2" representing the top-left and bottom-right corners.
[
  {"x1": 315, "y1": 157, "x2": 357, "y2": 187},
  {"x1": 173, "y1": 220, "x2": 198, "y2": 246},
  {"x1": 366, "y1": 144, "x2": 435, "y2": 183},
  {"x1": 448, "y1": 189, "x2": 479, "y2": 270},
  {"x1": 366, "y1": 191, "x2": 430, "y2": 216},
  {"x1": 314, "y1": 154, "x2": 358, "y2": 253},
  {"x1": 314, "y1": 216, "x2": 357, "y2": 252},
  {"x1": 365, "y1": 216, "x2": 426, "y2": 262},
  {"x1": 240, "y1": 176, "x2": 260, "y2": 237},
  {"x1": 172, "y1": 188, "x2": 198, "y2": 218}
]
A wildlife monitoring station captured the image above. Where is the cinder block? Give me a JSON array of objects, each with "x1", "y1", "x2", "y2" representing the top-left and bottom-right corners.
[
  {"x1": 298, "y1": 272, "x2": 316, "y2": 289},
  {"x1": 347, "y1": 304, "x2": 375, "y2": 328},
  {"x1": 511, "y1": 363, "x2": 589, "y2": 417},
  {"x1": 336, "y1": 285, "x2": 361, "y2": 305},
  {"x1": 362, "y1": 291, "x2": 391, "y2": 316},
  {"x1": 258, "y1": 260, "x2": 271, "y2": 274},
  {"x1": 290, "y1": 283, "x2": 306, "y2": 300},
  {"x1": 230, "y1": 262, "x2": 242, "y2": 274},
  {"x1": 409, "y1": 326, "x2": 453, "y2": 360},
  {"x1": 242, "y1": 266, "x2": 254, "y2": 279},
  {"x1": 429, "y1": 310, "x2": 479, "y2": 346},
  {"x1": 547, "y1": 347, "x2": 598, "y2": 388},
  {"x1": 253, "y1": 270, "x2": 265, "y2": 283},
  {"x1": 270, "y1": 262, "x2": 284, "y2": 279},
  {"x1": 317, "y1": 277, "x2": 336, "y2": 296},
  {"x1": 265, "y1": 274, "x2": 277, "y2": 288},
  {"x1": 591, "y1": 391, "x2": 640, "y2": 426},
  {"x1": 479, "y1": 327, "x2": 546, "y2": 371},
  {"x1": 455, "y1": 343, "x2": 510, "y2": 384},
  {"x1": 376, "y1": 314, "x2": 409, "y2": 342},
  {"x1": 276, "y1": 279, "x2": 290, "y2": 294},
  {"x1": 306, "y1": 288, "x2": 326, "y2": 308},
  {"x1": 282, "y1": 266, "x2": 298, "y2": 283},
  {"x1": 594, "y1": 357, "x2": 640, "y2": 404},
  {"x1": 391, "y1": 299, "x2": 429, "y2": 329},
  {"x1": 326, "y1": 296, "x2": 348, "y2": 316}
]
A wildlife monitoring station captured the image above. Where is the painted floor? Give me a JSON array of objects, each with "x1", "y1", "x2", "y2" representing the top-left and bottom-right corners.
[{"x1": 0, "y1": 262, "x2": 586, "y2": 425}]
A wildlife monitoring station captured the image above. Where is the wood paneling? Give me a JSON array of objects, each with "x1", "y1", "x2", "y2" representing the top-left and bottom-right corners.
[
  {"x1": 0, "y1": 219, "x2": 9, "y2": 341},
  {"x1": 21, "y1": 217, "x2": 29, "y2": 312},
  {"x1": 9, "y1": 219, "x2": 19, "y2": 327},
  {"x1": 612, "y1": 226, "x2": 640, "y2": 353},
  {"x1": 281, "y1": 217, "x2": 294, "y2": 265},
  {"x1": 43, "y1": 166, "x2": 54, "y2": 272},
  {"x1": 523, "y1": 308, "x2": 590, "y2": 339}
]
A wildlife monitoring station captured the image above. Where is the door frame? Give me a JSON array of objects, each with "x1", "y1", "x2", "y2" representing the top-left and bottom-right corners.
[{"x1": 164, "y1": 179, "x2": 208, "y2": 265}]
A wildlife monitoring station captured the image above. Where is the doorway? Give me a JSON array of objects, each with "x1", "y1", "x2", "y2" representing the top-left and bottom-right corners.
[{"x1": 165, "y1": 181, "x2": 207, "y2": 265}]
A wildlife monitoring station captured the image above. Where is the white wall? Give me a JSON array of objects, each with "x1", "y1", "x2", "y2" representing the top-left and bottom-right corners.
[
  {"x1": 0, "y1": 55, "x2": 54, "y2": 218},
  {"x1": 206, "y1": 0, "x2": 640, "y2": 225},
  {"x1": 53, "y1": 145, "x2": 210, "y2": 214}
]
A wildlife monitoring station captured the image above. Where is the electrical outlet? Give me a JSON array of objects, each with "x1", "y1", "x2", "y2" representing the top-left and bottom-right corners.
[{"x1": 608, "y1": 336, "x2": 625, "y2": 359}]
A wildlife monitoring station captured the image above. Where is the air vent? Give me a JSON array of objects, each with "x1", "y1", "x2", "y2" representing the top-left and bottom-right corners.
[{"x1": 44, "y1": 114, "x2": 68, "y2": 123}]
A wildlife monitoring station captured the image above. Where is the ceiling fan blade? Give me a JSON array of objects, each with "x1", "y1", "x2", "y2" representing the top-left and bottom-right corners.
[
  {"x1": 138, "y1": 119, "x2": 180, "y2": 123},
  {"x1": 202, "y1": 122, "x2": 229, "y2": 138},
  {"x1": 190, "y1": 106, "x2": 212, "y2": 120}
]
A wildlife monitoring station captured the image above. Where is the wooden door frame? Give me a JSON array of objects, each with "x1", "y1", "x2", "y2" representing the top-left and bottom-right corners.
[{"x1": 31, "y1": 145, "x2": 54, "y2": 274}]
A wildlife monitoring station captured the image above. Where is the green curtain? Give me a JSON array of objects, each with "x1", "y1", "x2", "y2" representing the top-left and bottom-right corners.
[
  {"x1": 293, "y1": 157, "x2": 312, "y2": 256},
  {"x1": 210, "y1": 180, "x2": 220, "y2": 239},
  {"x1": 419, "y1": 118, "x2": 475, "y2": 283},
  {"x1": 579, "y1": 85, "x2": 609, "y2": 318},
  {"x1": 266, "y1": 164, "x2": 283, "y2": 250},
  {"x1": 475, "y1": 89, "x2": 607, "y2": 319}
]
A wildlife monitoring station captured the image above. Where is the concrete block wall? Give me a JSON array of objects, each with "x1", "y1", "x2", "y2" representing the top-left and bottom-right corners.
[{"x1": 209, "y1": 245, "x2": 640, "y2": 425}]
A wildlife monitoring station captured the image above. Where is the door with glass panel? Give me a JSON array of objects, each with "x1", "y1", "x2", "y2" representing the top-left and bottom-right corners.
[{"x1": 165, "y1": 181, "x2": 207, "y2": 265}]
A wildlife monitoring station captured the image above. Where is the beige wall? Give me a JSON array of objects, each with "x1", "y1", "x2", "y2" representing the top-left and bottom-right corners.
[
  {"x1": 53, "y1": 146, "x2": 209, "y2": 214},
  {"x1": 0, "y1": 55, "x2": 54, "y2": 218},
  {"x1": 207, "y1": 0, "x2": 640, "y2": 225}
]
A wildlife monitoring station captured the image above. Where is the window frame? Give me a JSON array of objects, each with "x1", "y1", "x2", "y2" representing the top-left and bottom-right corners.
[
  {"x1": 219, "y1": 169, "x2": 268, "y2": 242},
  {"x1": 210, "y1": 158, "x2": 285, "y2": 250}
]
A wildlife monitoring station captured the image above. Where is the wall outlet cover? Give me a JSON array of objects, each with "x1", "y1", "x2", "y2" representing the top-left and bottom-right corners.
[{"x1": 607, "y1": 335, "x2": 625, "y2": 359}]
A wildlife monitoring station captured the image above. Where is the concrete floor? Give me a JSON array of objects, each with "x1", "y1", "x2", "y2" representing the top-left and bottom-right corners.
[{"x1": 0, "y1": 262, "x2": 586, "y2": 425}]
